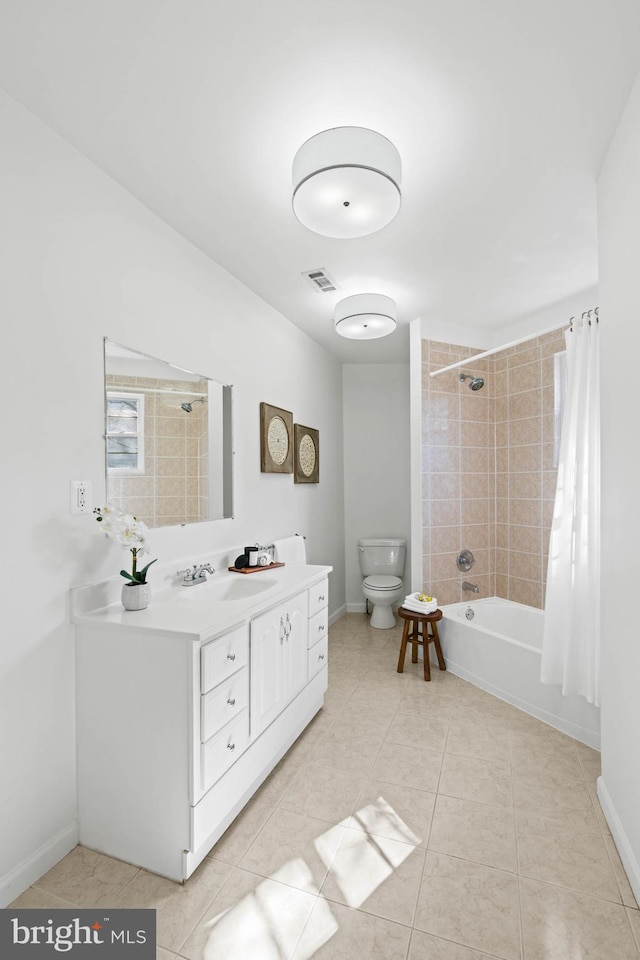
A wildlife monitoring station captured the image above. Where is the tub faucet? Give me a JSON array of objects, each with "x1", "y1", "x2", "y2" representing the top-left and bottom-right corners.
[{"x1": 462, "y1": 581, "x2": 479, "y2": 594}]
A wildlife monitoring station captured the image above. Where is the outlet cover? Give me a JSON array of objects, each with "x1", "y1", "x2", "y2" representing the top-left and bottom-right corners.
[{"x1": 70, "y1": 480, "x2": 92, "y2": 515}]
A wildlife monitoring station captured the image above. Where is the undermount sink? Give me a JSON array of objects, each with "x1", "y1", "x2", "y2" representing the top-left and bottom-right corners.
[{"x1": 178, "y1": 574, "x2": 277, "y2": 602}]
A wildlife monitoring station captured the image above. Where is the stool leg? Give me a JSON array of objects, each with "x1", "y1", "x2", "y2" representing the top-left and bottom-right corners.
[
  {"x1": 431, "y1": 621, "x2": 446, "y2": 671},
  {"x1": 411, "y1": 625, "x2": 419, "y2": 664},
  {"x1": 421, "y1": 623, "x2": 431, "y2": 681},
  {"x1": 397, "y1": 619, "x2": 410, "y2": 673}
]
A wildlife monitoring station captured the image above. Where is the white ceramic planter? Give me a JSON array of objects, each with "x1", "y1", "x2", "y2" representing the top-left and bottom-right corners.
[{"x1": 121, "y1": 582, "x2": 151, "y2": 611}]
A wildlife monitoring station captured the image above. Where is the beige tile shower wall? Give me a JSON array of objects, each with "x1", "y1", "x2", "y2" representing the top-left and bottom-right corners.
[
  {"x1": 106, "y1": 375, "x2": 209, "y2": 526},
  {"x1": 421, "y1": 329, "x2": 564, "y2": 609},
  {"x1": 496, "y1": 329, "x2": 564, "y2": 607},
  {"x1": 422, "y1": 340, "x2": 494, "y2": 606}
]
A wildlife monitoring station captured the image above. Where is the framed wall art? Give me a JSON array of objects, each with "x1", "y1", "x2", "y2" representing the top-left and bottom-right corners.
[
  {"x1": 260, "y1": 402, "x2": 293, "y2": 473},
  {"x1": 293, "y1": 424, "x2": 319, "y2": 484}
]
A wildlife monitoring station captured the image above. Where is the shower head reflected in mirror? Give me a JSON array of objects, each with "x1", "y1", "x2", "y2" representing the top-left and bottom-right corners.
[
  {"x1": 459, "y1": 373, "x2": 485, "y2": 391},
  {"x1": 180, "y1": 396, "x2": 206, "y2": 413}
]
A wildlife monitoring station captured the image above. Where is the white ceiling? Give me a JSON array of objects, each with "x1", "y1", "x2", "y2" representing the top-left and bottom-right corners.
[{"x1": 1, "y1": 1, "x2": 639, "y2": 363}]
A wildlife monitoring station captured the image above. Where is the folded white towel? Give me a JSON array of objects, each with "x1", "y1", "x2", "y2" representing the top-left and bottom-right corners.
[
  {"x1": 404, "y1": 592, "x2": 438, "y2": 605},
  {"x1": 402, "y1": 594, "x2": 438, "y2": 615},
  {"x1": 403, "y1": 602, "x2": 438, "y2": 615}
]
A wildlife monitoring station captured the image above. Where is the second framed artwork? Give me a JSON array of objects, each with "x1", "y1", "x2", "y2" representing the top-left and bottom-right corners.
[{"x1": 293, "y1": 424, "x2": 319, "y2": 484}]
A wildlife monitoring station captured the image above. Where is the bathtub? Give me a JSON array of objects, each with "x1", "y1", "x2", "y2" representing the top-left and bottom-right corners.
[{"x1": 439, "y1": 597, "x2": 600, "y2": 748}]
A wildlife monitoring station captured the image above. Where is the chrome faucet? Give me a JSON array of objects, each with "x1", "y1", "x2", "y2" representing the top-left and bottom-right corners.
[
  {"x1": 462, "y1": 581, "x2": 479, "y2": 594},
  {"x1": 177, "y1": 563, "x2": 214, "y2": 586}
]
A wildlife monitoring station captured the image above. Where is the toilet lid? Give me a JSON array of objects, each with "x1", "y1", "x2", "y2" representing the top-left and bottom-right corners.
[{"x1": 364, "y1": 575, "x2": 402, "y2": 591}]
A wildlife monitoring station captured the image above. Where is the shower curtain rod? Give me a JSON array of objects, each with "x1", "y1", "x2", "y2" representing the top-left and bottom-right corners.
[{"x1": 428, "y1": 310, "x2": 597, "y2": 378}]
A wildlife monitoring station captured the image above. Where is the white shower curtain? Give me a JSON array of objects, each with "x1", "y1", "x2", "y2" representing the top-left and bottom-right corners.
[{"x1": 541, "y1": 317, "x2": 600, "y2": 705}]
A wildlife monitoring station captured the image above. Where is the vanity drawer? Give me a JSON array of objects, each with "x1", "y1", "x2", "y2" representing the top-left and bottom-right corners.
[
  {"x1": 201, "y1": 709, "x2": 249, "y2": 792},
  {"x1": 308, "y1": 635, "x2": 328, "y2": 680},
  {"x1": 201, "y1": 668, "x2": 249, "y2": 742},
  {"x1": 307, "y1": 608, "x2": 328, "y2": 649},
  {"x1": 201, "y1": 625, "x2": 249, "y2": 694},
  {"x1": 308, "y1": 579, "x2": 328, "y2": 619}
]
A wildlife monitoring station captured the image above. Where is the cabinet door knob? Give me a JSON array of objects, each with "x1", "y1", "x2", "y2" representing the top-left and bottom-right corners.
[
  {"x1": 318, "y1": 595, "x2": 325, "y2": 601},
  {"x1": 319, "y1": 624, "x2": 325, "y2": 632},
  {"x1": 227, "y1": 653, "x2": 236, "y2": 661},
  {"x1": 227, "y1": 698, "x2": 236, "y2": 706},
  {"x1": 318, "y1": 653, "x2": 325, "y2": 661},
  {"x1": 227, "y1": 742, "x2": 235, "y2": 752}
]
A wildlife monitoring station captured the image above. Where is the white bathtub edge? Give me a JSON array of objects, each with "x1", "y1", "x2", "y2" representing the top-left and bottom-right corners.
[
  {"x1": 597, "y1": 776, "x2": 640, "y2": 907},
  {"x1": 445, "y1": 656, "x2": 601, "y2": 749}
]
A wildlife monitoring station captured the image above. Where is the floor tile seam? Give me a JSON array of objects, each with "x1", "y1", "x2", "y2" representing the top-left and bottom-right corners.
[
  {"x1": 443, "y1": 745, "x2": 510, "y2": 764},
  {"x1": 517, "y1": 871, "x2": 631, "y2": 909},
  {"x1": 27, "y1": 883, "x2": 82, "y2": 907},
  {"x1": 226, "y1": 860, "x2": 326, "y2": 902},
  {"x1": 409, "y1": 928, "x2": 506, "y2": 960},
  {"x1": 601, "y1": 836, "x2": 639, "y2": 909},
  {"x1": 172, "y1": 874, "x2": 238, "y2": 958},
  {"x1": 626, "y1": 906, "x2": 640, "y2": 957},
  {"x1": 425, "y1": 838, "x2": 517, "y2": 877},
  {"x1": 383, "y1": 731, "x2": 447, "y2": 756},
  {"x1": 421, "y1": 847, "x2": 520, "y2": 881},
  {"x1": 510, "y1": 793, "x2": 602, "y2": 827},
  {"x1": 515, "y1": 861, "x2": 526, "y2": 960},
  {"x1": 339, "y1": 821, "x2": 427, "y2": 856},
  {"x1": 73, "y1": 866, "x2": 146, "y2": 905},
  {"x1": 514, "y1": 865, "x2": 623, "y2": 905},
  {"x1": 226, "y1": 799, "x2": 293, "y2": 863},
  {"x1": 203, "y1": 865, "x2": 322, "y2": 960},
  {"x1": 313, "y1": 887, "x2": 418, "y2": 930},
  {"x1": 509, "y1": 759, "x2": 588, "y2": 784},
  {"x1": 139, "y1": 859, "x2": 236, "y2": 956},
  {"x1": 436, "y1": 776, "x2": 515, "y2": 810},
  {"x1": 513, "y1": 814, "x2": 603, "y2": 845}
]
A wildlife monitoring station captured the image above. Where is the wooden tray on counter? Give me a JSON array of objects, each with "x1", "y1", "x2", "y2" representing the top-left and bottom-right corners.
[{"x1": 228, "y1": 562, "x2": 285, "y2": 574}]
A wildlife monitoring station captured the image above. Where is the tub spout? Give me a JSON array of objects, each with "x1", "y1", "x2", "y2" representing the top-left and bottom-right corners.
[{"x1": 462, "y1": 581, "x2": 479, "y2": 594}]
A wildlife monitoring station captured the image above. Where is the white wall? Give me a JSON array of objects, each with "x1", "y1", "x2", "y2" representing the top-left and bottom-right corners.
[
  {"x1": 0, "y1": 91, "x2": 345, "y2": 903},
  {"x1": 597, "y1": 67, "x2": 640, "y2": 902},
  {"x1": 342, "y1": 364, "x2": 411, "y2": 609}
]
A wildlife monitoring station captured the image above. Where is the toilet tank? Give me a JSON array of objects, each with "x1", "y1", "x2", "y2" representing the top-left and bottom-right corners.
[{"x1": 358, "y1": 538, "x2": 406, "y2": 577}]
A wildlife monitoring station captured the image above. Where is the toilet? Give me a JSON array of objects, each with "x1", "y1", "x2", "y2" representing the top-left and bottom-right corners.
[{"x1": 358, "y1": 538, "x2": 407, "y2": 629}]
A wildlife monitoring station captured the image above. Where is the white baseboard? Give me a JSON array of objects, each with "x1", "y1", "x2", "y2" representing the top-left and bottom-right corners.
[
  {"x1": 346, "y1": 602, "x2": 367, "y2": 613},
  {"x1": 597, "y1": 776, "x2": 640, "y2": 906},
  {"x1": 0, "y1": 822, "x2": 78, "y2": 908}
]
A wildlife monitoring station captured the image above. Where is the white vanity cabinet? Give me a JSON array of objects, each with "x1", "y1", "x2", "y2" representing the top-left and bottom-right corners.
[
  {"x1": 250, "y1": 591, "x2": 308, "y2": 739},
  {"x1": 73, "y1": 564, "x2": 331, "y2": 883}
]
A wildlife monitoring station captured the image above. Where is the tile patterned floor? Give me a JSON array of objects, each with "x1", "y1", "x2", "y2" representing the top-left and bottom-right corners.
[{"x1": 10, "y1": 613, "x2": 640, "y2": 959}]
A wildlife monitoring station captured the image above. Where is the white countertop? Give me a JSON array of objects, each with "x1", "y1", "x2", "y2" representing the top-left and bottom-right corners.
[{"x1": 71, "y1": 564, "x2": 333, "y2": 641}]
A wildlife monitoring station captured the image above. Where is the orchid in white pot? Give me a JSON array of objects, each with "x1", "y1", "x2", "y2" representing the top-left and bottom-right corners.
[{"x1": 94, "y1": 504, "x2": 157, "y2": 609}]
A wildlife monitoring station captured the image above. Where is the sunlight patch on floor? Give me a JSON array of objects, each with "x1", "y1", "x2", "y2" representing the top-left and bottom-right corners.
[{"x1": 200, "y1": 796, "x2": 420, "y2": 959}]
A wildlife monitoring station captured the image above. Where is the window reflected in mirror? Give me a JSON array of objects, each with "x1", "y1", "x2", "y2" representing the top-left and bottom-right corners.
[{"x1": 104, "y1": 339, "x2": 233, "y2": 527}]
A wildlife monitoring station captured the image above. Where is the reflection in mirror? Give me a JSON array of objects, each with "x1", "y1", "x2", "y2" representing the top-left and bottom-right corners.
[{"x1": 104, "y1": 339, "x2": 233, "y2": 527}]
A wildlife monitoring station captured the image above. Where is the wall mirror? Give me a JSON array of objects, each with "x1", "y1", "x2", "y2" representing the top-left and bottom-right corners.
[{"x1": 103, "y1": 339, "x2": 233, "y2": 527}]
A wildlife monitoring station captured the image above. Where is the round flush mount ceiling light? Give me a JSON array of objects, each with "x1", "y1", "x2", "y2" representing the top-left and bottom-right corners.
[
  {"x1": 334, "y1": 293, "x2": 397, "y2": 340},
  {"x1": 292, "y1": 126, "x2": 401, "y2": 239}
]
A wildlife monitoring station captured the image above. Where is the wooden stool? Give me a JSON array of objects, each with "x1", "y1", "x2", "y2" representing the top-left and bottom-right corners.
[{"x1": 397, "y1": 607, "x2": 446, "y2": 681}]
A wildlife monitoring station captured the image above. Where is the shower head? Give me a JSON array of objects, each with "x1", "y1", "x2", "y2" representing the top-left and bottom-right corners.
[
  {"x1": 459, "y1": 373, "x2": 485, "y2": 391},
  {"x1": 180, "y1": 396, "x2": 206, "y2": 413}
]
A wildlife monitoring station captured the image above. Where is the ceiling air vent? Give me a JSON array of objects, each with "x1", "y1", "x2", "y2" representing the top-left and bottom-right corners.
[{"x1": 302, "y1": 268, "x2": 339, "y2": 293}]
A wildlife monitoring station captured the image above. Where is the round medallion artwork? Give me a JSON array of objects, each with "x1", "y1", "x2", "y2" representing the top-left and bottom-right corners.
[
  {"x1": 267, "y1": 416, "x2": 289, "y2": 466},
  {"x1": 299, "y1": 433, "x2": 317, "y2": 477}
]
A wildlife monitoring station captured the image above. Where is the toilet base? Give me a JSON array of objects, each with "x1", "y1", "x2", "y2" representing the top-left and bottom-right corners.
[{"x1": 369, "y1": 603, "x2": 397, "y2": 629}]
